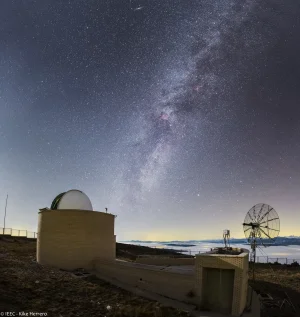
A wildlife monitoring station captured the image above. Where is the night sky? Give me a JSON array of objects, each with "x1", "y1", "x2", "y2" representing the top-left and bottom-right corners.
[{"x1": 1, "y1": 1, "x2": 300, "y2": 241}]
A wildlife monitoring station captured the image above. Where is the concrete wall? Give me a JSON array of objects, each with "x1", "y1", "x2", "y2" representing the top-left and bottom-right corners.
[
  {"x1": 195, "y1": 252, "x2": 249, "y2": 316},
  {"x1": 37, "y1": 209, "x2": 115, "y2": 270},
  {"x1": 136, "y1": 257, "x2": 195, "y2": 266},
  {"x1": 94, "y1": 260, "x2": 200, "y2": 305}
]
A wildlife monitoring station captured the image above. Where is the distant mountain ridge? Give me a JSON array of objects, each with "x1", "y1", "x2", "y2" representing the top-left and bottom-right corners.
[{"x1": 124, "y1": 236, "x2": 300, "y2": 246}]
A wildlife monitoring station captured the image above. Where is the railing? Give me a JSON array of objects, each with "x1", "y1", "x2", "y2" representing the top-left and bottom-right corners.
[
  {"x1": 256, "y1": 256, "x2": 300, "y2": 265},
  {"x1": 2, "y1": 234, "x2": 299, "y2": 264},
  {"x1": 0, "y1": 227, "x2": 38, "y2": 239}
]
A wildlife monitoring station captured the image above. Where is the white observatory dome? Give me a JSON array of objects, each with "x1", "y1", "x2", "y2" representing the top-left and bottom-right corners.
[{"x1": 51, "y1": 189, "x2": 93, "y2": 211}]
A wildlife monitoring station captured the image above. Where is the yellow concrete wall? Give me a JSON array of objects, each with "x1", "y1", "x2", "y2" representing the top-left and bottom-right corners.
[
  {"x1": 94, "y1": 260, "x2": 200, "y2": 305},
  {"x1": 240, "y1": 255, "x2": 249, "y2": 314},
  {"x1": 195, "y1": 252, "x2": 249, "y2": 316},
  {"x1": 136, "y1": 257, "x2": 195, "y2": 266},
  {"x1": 37, "y1": 209, "x2": 115, "y2": 270},
  {"x1": 113, "y1": 235, "x2": 116, "y2": 260}
]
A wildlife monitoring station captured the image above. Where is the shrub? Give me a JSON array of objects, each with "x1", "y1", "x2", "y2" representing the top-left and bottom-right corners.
[{"x1": 290, "y1": 261, "x2": 299, "y2": 267}]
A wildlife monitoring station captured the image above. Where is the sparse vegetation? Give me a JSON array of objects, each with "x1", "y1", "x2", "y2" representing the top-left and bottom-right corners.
[
  {"x1": 0, "y1": 237, "x2": 191, "y2": 317},
  {"x1": 290, "y1": 261, "x2": 299, "y2": 267},
  {"x1": 1, "y1": 236, "x2": 299, "y2": 317},
  {"x1": 273, "y1": 261, "x2": 281, "y2": 265},
  {"x1": 249, "y1": 263, "x2": 300, "y2": 317}
]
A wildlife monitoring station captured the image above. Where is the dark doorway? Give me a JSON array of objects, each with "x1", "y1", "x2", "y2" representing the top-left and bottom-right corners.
[{"x1": 202, "y1": 268, "x2": 235, "y2": 314}]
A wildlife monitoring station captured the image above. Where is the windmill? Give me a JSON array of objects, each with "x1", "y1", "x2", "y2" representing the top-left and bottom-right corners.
[{"x1": 243, "y1": 203, "x2": 280, "y2": 279}]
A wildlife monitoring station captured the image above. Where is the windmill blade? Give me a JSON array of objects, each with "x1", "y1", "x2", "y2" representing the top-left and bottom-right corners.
[
  {"x1": 253, "y1": 205, "x2": 258, "y2": 220},
  {"x1": 260, "y1": 225, "x2": 279, "y2": 232},
  {"x1": 259, "y1": 217, "x2": 279, "y2": 225},
  {"x1": 258, "y1": 226, "x2": 274, "y2": 240},
  {"x1": 244, "y1": 227, "x2": 252, "y2": 234},
  {"x1": 243, "y1": 222, "x2": 254, "y2": 228},
  {"x1": 247, "y1": 210, "x2": 255, "y2": 222},
  {"x1": 256, "y1": 204, "x2": 265, "y2": 221},
  {"x1": 258, "y1": 207, "x2": 274, "y2": 222}
]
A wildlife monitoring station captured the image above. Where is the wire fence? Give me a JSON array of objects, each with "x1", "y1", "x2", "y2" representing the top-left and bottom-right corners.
[
  {"x1": 0, "y1": 227, "x2": 37, "y2": 239},
  {"x1": 256, "y1": 256, "x2": 300, "y2": 265}
]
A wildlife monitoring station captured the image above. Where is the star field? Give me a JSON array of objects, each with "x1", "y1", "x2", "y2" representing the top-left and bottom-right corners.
[{"x1": 1, "y1": 0, "x2": 300, "y2": 240}]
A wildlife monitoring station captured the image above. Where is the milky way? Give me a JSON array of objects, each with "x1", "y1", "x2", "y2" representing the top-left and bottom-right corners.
[
  {"x1": 1, "y1": 0, "x2": 300, "y2": 239},
  {"x1": 113, "y1": 0, "x2": 266, "y2": 209}
]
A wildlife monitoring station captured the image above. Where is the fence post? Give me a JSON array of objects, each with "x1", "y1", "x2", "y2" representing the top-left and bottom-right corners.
[
  {"x1": 267, "y1": 256, "x2": 268, "y2": 263},
  {"x1": 18, "y1": 230, "x2": 20, "y2": 236},
  {"x1": 277, "y1": 258, "x2": 278, "y2": 263},
  {"x1": 286, "y1": 258, "x2": 288, "y2": 265}
]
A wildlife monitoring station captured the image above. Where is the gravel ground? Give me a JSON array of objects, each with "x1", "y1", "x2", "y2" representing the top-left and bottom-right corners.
[{"x1": 0, "y1": 237, "x2": 191, "y2": 317}]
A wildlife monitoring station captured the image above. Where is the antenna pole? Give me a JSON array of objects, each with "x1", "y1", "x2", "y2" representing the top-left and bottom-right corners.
[
  {"x1": 3, "y1": 194, "x2": 8, "y2": 235},
  {"x1": 223, "y1": 229, "x2": 230, "y2": 249},
  {"x1": 251, "y1": 236, "x2": 256, "y2": 281},
  {"x1": 253, "y1": 243, "x2": 256, "y2": 280}
]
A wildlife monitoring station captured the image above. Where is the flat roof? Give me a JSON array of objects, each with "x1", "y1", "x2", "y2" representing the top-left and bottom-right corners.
[
  {"x1": 38, "y1": 208, "x2": 116, "y2": 217},
  {"x1": 115, "y1": 259, "x2": 195, "y2": 275},
  {"x1": 197, "y1": 247, "x2": 249, "y2": 257}
]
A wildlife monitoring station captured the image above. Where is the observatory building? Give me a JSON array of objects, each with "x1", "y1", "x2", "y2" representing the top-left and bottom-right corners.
[
  {"x1": 37, "y1": 189, "x2": 116, "y2": 270},
  {"x1": 195, "y1": 247, "x2": 249, "y2": 316}
]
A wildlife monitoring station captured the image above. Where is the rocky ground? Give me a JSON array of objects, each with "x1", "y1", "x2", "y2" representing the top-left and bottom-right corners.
[
  {"x1": 0, "y1": 237, "x2": 191, "y2": 317},
  {"x1": 0, "y1": 236, "x2": 300, "y2": 317}
]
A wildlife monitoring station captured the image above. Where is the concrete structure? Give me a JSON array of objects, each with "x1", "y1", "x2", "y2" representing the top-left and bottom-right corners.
[
  {"x1": 37, "y1": 208, "x2": 116, "y2": 270},
  {"x1": 36, "y1": 190, "x2": 255, "y2": 316},
  {"x1": 195, "y1": 248, "x2": 249, "y2": 316},
  {"x1": 136, "y1": 255, "x2": 195, "y2": 266},
  {"x1": 94, "y1": 259, "x2": 199, "y2": 305},
  {"x1": 93, "y1": 258, "x2": 258, "y2": 317}
]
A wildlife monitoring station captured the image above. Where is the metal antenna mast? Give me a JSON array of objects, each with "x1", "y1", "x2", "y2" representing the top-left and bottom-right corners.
[
  {"x1": 3, "y1": 194, "x2": 8, "y2": 235},
  {"x1": 223, "y1": 229, "x2": 230, "y2": 248}
]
